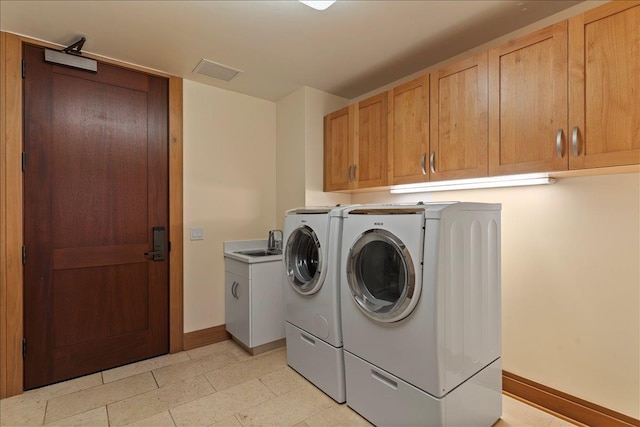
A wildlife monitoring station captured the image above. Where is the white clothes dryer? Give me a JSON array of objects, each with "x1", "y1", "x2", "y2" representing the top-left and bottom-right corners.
[
  {"x1": 340, "y1": 202, "x2": 502, "y2": 426},
  {"x1": 283, "y1": 206, "x2": 348, "y2": 403}
]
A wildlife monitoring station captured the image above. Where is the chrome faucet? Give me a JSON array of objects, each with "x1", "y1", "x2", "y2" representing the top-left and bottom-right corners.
[{"x1": 268, "y1": 229, "x2": 283, "y2": 253}]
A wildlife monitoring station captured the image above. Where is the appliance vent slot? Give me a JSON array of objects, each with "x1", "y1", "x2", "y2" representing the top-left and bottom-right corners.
[{"x1": 193, "y1": 59, "x2": 242, "y2": 81}]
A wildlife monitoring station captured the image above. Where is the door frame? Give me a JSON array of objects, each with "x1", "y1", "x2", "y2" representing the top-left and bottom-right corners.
[{"x1": 0, "y1": 31, "x2": 184, "y2": 398}]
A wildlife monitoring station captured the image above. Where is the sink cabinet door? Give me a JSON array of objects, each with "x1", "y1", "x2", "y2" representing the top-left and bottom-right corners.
[
  {"x1": 251, "y1": 261, "x2": 285, "y2": 347},
  {"x1": 225, "y1": 271, "x2": 251, "y2": 347}
]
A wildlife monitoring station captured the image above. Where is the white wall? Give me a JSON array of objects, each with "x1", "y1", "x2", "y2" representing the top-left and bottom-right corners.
[
  {"x1": 275, "y1": 87, "x2": 307, "y2": 229},
  {"x1": 352, "y1": 173, "x2": 640, "y2": 418},
  {"x1": 183, "y1": 82, "x2": 347, "y2": 333},
  {"x1": 275, "y1": 87, "x2": 349, "y2": 230},
  {"x1": 183, "y1": 79, "x2": 277, "y2": 332}
]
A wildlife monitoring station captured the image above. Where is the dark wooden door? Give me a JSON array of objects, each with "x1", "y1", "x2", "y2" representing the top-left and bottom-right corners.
[{"x1": 23, "y1": 44, "x2": 169, "y2": 390}]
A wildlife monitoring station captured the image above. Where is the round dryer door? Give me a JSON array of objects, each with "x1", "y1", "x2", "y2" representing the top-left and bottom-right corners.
[
  {"x1": 346, "y1": 229, "x2": 418, "y2": 322},
  {"x1": 285, "y1": 225, "x2": 323, "y2": 295}
]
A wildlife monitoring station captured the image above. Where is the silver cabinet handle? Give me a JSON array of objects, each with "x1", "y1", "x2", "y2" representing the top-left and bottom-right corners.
[
  {"x1": 556, "y1": 129, "x2": 564, "y2": 159},
  {"x1": 420, "y1": 153, "x2": 427, "y2": 175},
  {"x1": 347, "y1": 165, "x2": 354, "y2": 182},
  {"x1": 572, "y1": 126, "x2": 579, "y2": 157},
  {"x1": 232, "y1": 281, "x2": 239, "y2": 299},
  {"x1": 347, "y1": 165, "x2": 356, "y2": 182},
  {"x1": 352, "y1": 165, "x2": 357, "y2": 182},
  {"x1": 429, "y1": 152, "x2": 435, "y2": 174}
]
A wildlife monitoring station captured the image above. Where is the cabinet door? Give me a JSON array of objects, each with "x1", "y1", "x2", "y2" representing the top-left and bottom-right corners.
[
  {"x1": 251, "y1": 261, "x2": 285, "y2": 347},
  {"x1": 224, "y1": 271, "x2": 250, "y2": 346},
  {"x1": 430, "y1": 53, "x2": 488, "y2": 181},
  {"x1": 389, "y1": 75, "x2": 430, "y2": 185},
  {"x1": 323, "y1": 106, "x2": 354, "y2": 191},
  {"x1": 488, "y1": 22, "x2": 568, "y2": 175},
  {"x1": 568, "y1": 2, "x2": 640, "y2": 169},
  {"x1": 354, "y1": 93, "x2": 388, "y2": 189}
]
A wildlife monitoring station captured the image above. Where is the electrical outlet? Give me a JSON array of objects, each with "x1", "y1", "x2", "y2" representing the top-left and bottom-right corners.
[{"x1": 190, "y1": 226, "x2": 204, "y2": 241}]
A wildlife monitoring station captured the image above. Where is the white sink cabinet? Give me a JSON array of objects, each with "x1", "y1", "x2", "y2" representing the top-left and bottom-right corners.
[{"x1": 224, "y1": 254, "x2": 285, "y2": 354}]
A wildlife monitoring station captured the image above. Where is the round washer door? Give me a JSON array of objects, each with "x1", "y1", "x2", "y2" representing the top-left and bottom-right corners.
[
  {"x1": 285, "y1": 225, "x2": 323, "y2": 295},
  {"x1": 346, "y1": 229, "x2": 418, "y2": 322}
]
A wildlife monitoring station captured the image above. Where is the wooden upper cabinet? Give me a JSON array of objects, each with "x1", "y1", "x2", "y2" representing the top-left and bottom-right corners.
[
  {"x1": 354, "y1": 92, "x2": 388, "y2": 189},
  {"x1": 323, "y1": 93, "x2": 388, "y2": 191},
  {"x1": 389, "y1": 75, "x2": 430, "y2": 185},
  {"x1": 568, "y1": 2, "x2": 640, "y2": 169},
  {"x1": 430, "y1": 53, "x2": 488, "y2": 181},
  {"x1": 488, "y1": 22, "x2": 568, "y2": 175},
  {"x1": 323, "y1": 1, "x2": 639, "y2": 192},
  {"x1": 323, "y1": 106, "x2": 353, "y2": 191}
]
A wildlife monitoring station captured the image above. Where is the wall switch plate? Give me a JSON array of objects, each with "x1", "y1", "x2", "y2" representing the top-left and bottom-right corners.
[{"x1": 190, "y1": 226, "x2": 204, "y2": 241}]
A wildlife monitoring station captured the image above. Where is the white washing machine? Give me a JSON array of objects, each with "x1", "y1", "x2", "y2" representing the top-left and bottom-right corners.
[
  {"x1": 340, "y1": 202, "x2": 502, "y2": 426},
  {"x1": 283, "y1": 206, "x2": 347, "y2": 403}
]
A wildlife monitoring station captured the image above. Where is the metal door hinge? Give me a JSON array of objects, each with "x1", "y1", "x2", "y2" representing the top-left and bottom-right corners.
[
  {"x1": 22, "y1": 59, "x2": 25, "y2": 79},
  {"x1": 22, "y1": 246, "x2": 26, "y2": 265},
  {"x1": 22, "y1": 152, "x2": 26, "y2": 172},
  {"x1": 22, "y1": 338, "x2": 27, "y2": 358}
]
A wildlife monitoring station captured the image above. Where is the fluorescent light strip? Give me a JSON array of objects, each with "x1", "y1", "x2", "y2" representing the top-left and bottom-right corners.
[{"x1": 390, "y1": 173, "x2": 556, "y2": 194}]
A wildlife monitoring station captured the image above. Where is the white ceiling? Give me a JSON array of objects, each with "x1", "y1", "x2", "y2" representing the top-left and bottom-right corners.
[{"x1": 0, "y1": 0, "x2": 582, "y2": 102}]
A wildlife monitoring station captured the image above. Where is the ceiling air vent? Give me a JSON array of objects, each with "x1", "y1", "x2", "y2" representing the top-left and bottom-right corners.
[{"x1": 193, "y1": 59, "x2": 242, "y2": 82}]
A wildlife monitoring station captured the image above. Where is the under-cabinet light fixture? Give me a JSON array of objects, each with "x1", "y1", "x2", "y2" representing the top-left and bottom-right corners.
[
  {"x1": 299, "y1": 1, "x2": 336, "y2": 11},
  {"x1": 390, "y1": 173, "x2": 556, "y2": 194}
]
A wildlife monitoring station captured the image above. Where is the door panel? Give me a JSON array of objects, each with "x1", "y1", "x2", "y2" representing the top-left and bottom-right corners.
[
  {"x1": 51, "y1": 74, "x2": 148, "y2": 247},
  {"x1": 52, "y1": 264, "x2": 149, "y2": 348},
  {"x1": 389, "y1": 75, "x2": 429, "y2": 185},
  {"x1": 568, "y1": 2, "x2": 640, "y2": 168},
  {"x1": 355, "y1": 93, "x2": 387, "y2": 189},
  {"x1": 430, "y1": 53, "x2": 488, "y2": 180},
  {"x1": 23, "y1": 44, "x2": 169, "y2": 389},
  {"x1": 323, "y1": 106, "x2": 353, "y2": 191},
  {"x1": 224, "y1": 271, "x2": 250, "y2": 345},
  {"x1": 488, "y1": 22, "x2": 568, "y2": 175}
]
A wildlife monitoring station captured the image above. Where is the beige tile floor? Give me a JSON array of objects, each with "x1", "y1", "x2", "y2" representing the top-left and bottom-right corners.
[{"x1": 1, "y1": 340, "x2": 577, "y2": 427}]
